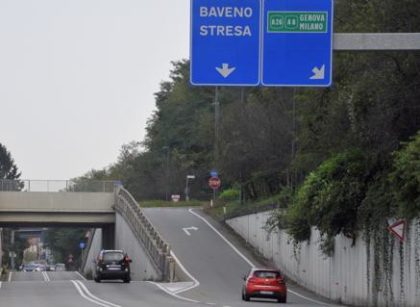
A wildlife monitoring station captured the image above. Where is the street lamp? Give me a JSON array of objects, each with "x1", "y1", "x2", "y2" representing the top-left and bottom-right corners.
[{"x1": 185, "y1": 175, "x2": 196, "y2": 201}]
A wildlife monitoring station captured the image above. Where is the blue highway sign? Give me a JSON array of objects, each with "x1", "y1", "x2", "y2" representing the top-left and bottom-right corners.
[
  {"x1": 262, "y1": 0, "x2": 333, "y2": 86},
  {"x1": 190, "y1": 0, "x2": 261, "y2": 86}
]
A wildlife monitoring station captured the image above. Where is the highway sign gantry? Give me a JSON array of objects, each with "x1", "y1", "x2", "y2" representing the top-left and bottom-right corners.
[
  {"x1": 262, "y1": 0, "x2": 334, "y2": 86},
  {"x1": 190, "y1": 0, "x2": 261, "y2": 86},
  {"x1": 190, "y1": 0, "x2": 334, "y2": 87}
]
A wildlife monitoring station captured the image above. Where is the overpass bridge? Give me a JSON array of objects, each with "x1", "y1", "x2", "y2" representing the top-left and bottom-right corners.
[{"x1": 0, "y1": 180, "x2": 172, "y2": 281}]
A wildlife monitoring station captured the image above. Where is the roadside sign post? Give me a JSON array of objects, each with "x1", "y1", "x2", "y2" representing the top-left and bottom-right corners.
[
  {"x1": 190, "y1": 0, "x2": 261, "y2": 86},
  {"x1": 208, "y1": 176, "x2": 221, "y2": 190},
  {"x1": 262, "y1": 0, "x2": 333, "y2": 86},
  {"x1": 185, "y1": 175, "x2": 196, "y2": 201},
  {"x1": 208, "y1": 176, "x2": 221, "y2": 203}
]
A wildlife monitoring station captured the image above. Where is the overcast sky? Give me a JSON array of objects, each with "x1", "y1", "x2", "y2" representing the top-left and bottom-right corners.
[{"x1": 0, "y1": 0, "x2": 189, "y2": 180}]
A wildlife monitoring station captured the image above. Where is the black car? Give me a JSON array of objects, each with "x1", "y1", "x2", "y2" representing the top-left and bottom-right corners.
[{"x1": 94, "y1": 250, "x2": 132, "y2": 283}]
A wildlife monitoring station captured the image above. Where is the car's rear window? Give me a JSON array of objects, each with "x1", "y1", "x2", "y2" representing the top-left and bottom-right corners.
[
  {"x1": 103, "y1": 252, "x2": 124, "y2": 261},
  {"x1": 253, "y1": 271, "x2": 280, "y2": 279}
]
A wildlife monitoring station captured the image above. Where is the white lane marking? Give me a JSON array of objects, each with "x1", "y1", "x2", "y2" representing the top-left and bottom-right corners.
[
  {"x1": 8, "y1": 272, "x2": 12, "y2": 282},
  {"x1": 0, "y1": 281, "x2": 2, "y2": 288},
  {"x1": 149, "y1": 244, "x2": 204, "y2": 303},
  {"x1": 287, "y1": 288, "x2": 333, "y2": 306},
  {"x1": 189, "y1": 209, "x2": 255, "y2": 268},
  {"x1": 42, "y1": 271, "x2": 50, "y2": 282},
  {"x1": 149, "y1": 249, "x2": 201, "y2": 303},
  {"x1": 71, "y1": 280, "x2": 112, "y2": 307},
  {"x1": 149, "y1": 281, "x2": 200, "y2": 304},
  {"x1": 170, "y1": 251, "x2": 200, "y2": 294},
  {"x1": 189, "y1": 209, "x2": 333, "y2": 306},
  {"x1": 74, "y1": 280, "x2": 121, "y2": 307},
  {"x1": 75, "y1": 271, "x2": 87, "y2": 281}
]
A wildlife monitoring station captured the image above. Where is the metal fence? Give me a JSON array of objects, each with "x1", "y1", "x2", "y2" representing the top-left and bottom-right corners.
[{"x1": 0, "y1": 179, "x2": 119, "y2": 192}]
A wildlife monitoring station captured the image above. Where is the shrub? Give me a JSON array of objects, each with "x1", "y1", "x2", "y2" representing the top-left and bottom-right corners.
[
  {"x1": 286, "y1": 149, "x2": 372, "y2": 253},
  {"x1": 219, "y1": 188, "x2": 240, "y2": 202},
  {"x1": 390, "y1": 131, "x2": 420, "y2": 218}
]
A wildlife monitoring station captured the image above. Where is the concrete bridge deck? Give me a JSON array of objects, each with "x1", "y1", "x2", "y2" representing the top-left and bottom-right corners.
[{"x1": 0, "y1": 191, "x2": 115, "y2": 227}]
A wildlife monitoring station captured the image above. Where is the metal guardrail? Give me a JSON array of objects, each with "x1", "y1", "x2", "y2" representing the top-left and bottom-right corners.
[
  {"x1": 115, "y1": 187, "x2": 171, "y2": 281},
  {"x1": 0, "y1": 179, "x2": 118, "y2": 192}
]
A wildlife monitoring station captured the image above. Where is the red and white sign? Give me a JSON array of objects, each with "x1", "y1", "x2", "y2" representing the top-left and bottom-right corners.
[
  {"x1": 208, "y1": 176, "x2": 221, "y2": 190},
  {"x1": 387, "y1": 220, "x2": 406, "y2": 242}
]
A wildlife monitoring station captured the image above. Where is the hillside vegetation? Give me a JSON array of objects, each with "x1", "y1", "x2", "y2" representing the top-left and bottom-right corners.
[{"x1": 78, "y1": 0, "x2": 420, "y2": 254}]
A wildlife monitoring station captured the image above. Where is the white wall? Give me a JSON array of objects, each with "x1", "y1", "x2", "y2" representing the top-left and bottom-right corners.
[
  {"x1": 227, "y1": 212, "x2": 420, "y2": 307},
  {"x1": 83, "y1": 215, "x2": 161, "y2": 281},
  {"x1": 83, "y1": 228, "x2": 102, "y2": 277},
  {"x1": 115, "y1": 213, "x2": 160, "y2": 281},
  {"x1": 0, "y1": 228, "x2": 2, "y2": 272}
]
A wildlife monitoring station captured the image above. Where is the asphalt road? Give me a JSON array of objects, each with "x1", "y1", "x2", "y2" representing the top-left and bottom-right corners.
[
  {"x1": 0, "y1": 207, "x2": 341, "y2": 307},
  {"x1": 143, "y1": 207, "x2": 341, "y2": 307},
  {"x1": 2, "y1": 271, "x2": 206, "y2": 307}
]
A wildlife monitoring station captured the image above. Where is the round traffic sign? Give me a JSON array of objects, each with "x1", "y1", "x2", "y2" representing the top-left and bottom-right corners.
[{"x1": 208, "y1": 176, "x2": 221, "y2": 190}]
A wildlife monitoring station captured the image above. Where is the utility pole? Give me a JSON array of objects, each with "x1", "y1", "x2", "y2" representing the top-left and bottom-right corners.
[
  {"x1": 163, "y1": 146, "x2": 170, "y2": 201},
  {"x1": 214, "y1": 87, "x2": 220, "y2": 164},
  {"x1": 10, "y1": 230, "x2": 15, "y2": 270}
]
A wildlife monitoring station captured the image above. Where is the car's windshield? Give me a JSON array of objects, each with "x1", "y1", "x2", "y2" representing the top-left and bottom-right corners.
[{"x1": 254, "y1": 271, "x2": 279, "y2": 279}]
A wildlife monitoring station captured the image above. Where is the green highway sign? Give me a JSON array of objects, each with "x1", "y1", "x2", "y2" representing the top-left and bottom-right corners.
[{"x1": 267, "y1": 11, "x2": 328, "y2": 33}]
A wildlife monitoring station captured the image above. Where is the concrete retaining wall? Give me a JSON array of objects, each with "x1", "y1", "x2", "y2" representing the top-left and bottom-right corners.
[
  {"x1": 83, "y1": 229, "x2": 102, "y2": 277},
  {"x1": 227, "y1": 211, "x2": 420, "y2": 306},
  {"x1": 115, "y1": 213, "x2": 161, "y2": 281},
  {"x1": 83, "y1": 215, "x2": 161, "y2": 281},
  {"x1": 0, "y1": 228, "x2": 2, "y2": 272}
]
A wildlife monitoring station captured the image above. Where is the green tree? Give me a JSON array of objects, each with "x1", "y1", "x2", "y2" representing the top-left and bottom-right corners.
[
  {"x1": 43, "y1": 228, "x2": 87, "y2": 265},
  {"x1": 0, "y1": 143, "x2": 21, "y2": 180},
  {"x1": 390, "y1": 132, "x2": 420, "y2": 218}
]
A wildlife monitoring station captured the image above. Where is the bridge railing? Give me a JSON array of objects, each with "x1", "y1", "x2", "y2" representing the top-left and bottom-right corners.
[
  {"x1": 115, "y1": 187, "x2": 171, "y2": 281},
  {"x1": 0, "y1": 179, "x2": 118, "y2": 193}
]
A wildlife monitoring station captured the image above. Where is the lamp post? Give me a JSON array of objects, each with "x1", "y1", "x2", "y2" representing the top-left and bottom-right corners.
[{"x1": 185, "y1": 175, "x2": 195, "y2": 201}]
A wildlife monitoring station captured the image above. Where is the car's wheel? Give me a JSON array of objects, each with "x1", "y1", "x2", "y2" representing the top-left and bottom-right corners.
[
  {"x1": 94, "y1": 275, "x2": 101, "y2": 283},
  {"x1": 243, "y1": 290, "x2": 250, "y2": 301},
  {"x1": 278, "y1": 295, "x2": 287, "y2": 303},
  {"x1": 123, "y1": 278, "x2": 130, "y2": 283}
]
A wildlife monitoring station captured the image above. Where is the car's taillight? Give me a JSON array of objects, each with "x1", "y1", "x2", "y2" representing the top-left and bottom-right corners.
[{"x1": 247, "y1": 277, "x2": 258, "y2": 284}]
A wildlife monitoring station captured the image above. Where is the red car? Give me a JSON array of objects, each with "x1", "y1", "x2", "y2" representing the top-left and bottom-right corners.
[{"x1": 242, "y1": 268, "x2": 287, "y2": 303}]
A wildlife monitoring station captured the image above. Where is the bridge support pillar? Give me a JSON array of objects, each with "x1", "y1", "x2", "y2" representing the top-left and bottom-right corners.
[{"x1": 102, "y1": 225, "x2": 115, "y2": 250}]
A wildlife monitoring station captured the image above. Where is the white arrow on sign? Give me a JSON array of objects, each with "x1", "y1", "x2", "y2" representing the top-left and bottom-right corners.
[
  {"x1": 310, "y1": 65, "x2": 325, "y2": 80},
  {"x1": 216, "y1": 63, "x2": 236, "y2": 78},
  {"x1": 182, "y1": 226, "x2": 198, "y2": 236}
]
